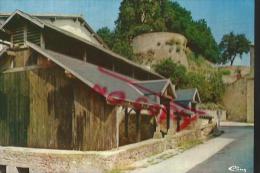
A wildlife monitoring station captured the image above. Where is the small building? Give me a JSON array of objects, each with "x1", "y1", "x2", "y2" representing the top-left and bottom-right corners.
[
  {"x1": 174, "y1": 88, "x2": 201, "y2": 131},
  {"x1": 0, "y1": 10, "x2": 178, "y2": 151},
  {"x1": 175, "y1": 88, "x2": 201, "y2": 110}
]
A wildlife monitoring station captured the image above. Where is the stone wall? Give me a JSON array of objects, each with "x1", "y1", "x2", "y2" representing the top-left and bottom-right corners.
[
  {"x1": 132, "y1": 32, "x2": 189, "y2": 68},
  {"x1": 247, "y1": 78, "x2": 254, "y2": 123},
  {"x1": 201, "y1": 109, "x2": 227, "y2": 121},
  {"x1": 0, "y1": 121, "x2": 216, "y2": 173},
  {"x1": 222, "y1": 78, "x2": 247, "y2": 122},
  {"x1": 222, "y1": 76, "x2": 254, "y2": 123}
]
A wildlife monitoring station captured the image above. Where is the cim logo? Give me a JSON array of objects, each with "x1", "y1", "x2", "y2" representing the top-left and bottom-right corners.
[{"x1": 228, "y1": 166, "x2": 247, "y2": 173}]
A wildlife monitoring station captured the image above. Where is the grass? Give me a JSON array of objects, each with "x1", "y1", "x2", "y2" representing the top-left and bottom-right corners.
[
  {"x1": 178, "y1": 139, "x2": 203, "y2": 150},
  {"x1": 107, "y1": 169, "x2": 122, "y2": 173},
  {"x1": 106, "y1": 165, "x2": 138, "y2": 173},
  {"x1": 221, "y1": 69, "x2": 231, "y2": 75}
]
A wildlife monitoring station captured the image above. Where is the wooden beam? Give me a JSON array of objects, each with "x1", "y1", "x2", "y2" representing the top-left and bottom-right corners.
[
  {"x1": 7, "y1": 50, "x2": 16, "y2": 56},
  {"x1": 40, "y1": 32, "x2": 45, "y2": 49},
  {"x1": 24, "y1": 24, "x2": 27, "y2": 46},
  {"x1": 176, "y1": 112, "x2": 181, "y2": 131},
  {"x1": 166, "y1": 102, "x2": 170, "y2": 130},
  {"x1": 153, "y1": 116, "x2": 157, "y2": 132},
  {"x1": 125, "y1": 108, "x2": 129, "y2": 138},
  {"x1": 136, "y1": 110, "x2": 141, "y2": 142},
  {"x1": 83, "y1": 49, "x2": 87, "y2": 62}
]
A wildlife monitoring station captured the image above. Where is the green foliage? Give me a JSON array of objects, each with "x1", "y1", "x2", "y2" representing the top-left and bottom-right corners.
[
  {"x1": 198, "y1": 103, "x2": 225, "y2": 110},
  {"x1": 97, "y1": 0, "x2": 220, "y2": 63},
  {"x1": 153, "y1": 58, "x2": 188, "y2": 88},
  {"x1": 96, "y1": 27, "x2": 115, "y2": 48},
  {"x1": 185, "y1": 71, "x2": 225, "y2": 103},
  {"x1": 219, "y1": 32, "x2": 251, "y2": 65},
  {"x1": 178, "y1": 139, "x2": 202, "y2": 150},
  {"x1": 112, "y1": 40, "x2": 134, "y2": 60},
  {"x1": 96, "y1": 27, "x2": 134, "y2": 60},
  {"x1": 154, "y1": 59, "x2": 225, "y2": 103},
  {"x1": 185, "y1": 19, "x2": 220, "y2": 63},
  {"x1": 220, "y1": 69, "x2": 231, "y2": 75}
]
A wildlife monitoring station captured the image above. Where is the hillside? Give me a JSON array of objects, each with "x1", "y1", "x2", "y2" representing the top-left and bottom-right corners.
[{"x1": 131, "y1": 31, "x2": 216, "y2": 74}]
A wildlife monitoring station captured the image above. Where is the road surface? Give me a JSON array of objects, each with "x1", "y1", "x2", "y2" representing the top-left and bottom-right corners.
[{"x1": 129, "y1": 124, "x2": 253, "y2": 173}]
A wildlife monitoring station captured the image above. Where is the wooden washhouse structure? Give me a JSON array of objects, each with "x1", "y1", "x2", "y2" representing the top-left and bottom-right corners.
[{"x1": 0, "y1": 10, "x2": 177, "y2": 151}]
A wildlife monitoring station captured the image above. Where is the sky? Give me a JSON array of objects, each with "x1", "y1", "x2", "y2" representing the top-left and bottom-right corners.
[{"x1": 0, "y1": 0, "x2": 254, "y2": 66}]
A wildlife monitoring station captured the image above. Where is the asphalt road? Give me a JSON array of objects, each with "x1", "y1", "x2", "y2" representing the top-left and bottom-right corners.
[
  {"x1": 129, "y1": 125, "x2": 254, "y2": 173},
  {"x1": 187, "y1": 126, "x2": 254, "y2": 173}
]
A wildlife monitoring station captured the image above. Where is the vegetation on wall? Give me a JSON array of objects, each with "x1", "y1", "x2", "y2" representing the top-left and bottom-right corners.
[
  {"x1": 97, "y1": 0, "x2": 220, "y2": 63},
  {"x1": 154, "y1": 58, "x2": 225, "y2": 103}
]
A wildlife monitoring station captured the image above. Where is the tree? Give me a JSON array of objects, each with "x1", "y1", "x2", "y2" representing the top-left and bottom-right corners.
[
  {"x1": 185, "y1": 71, "x2": 225, "y2": 103},
  {"x1": 219, "y1": 32, "x2": 251, "y2": 65},
  {"x1": 153, "y1": 58, "x2": 188, "y2": 89},
  {"x1": 112, "y1": 40, "x2": 134, "y2": 60},
  {"x1": 96, "y1": 27, "x2": 115, "y2": 48},
  {"x1": 97, "y1": 0, "x2": 221, "y2": 63},
  {"x1": 154, "y1": 59, "x2": 225, "y2": 102}
]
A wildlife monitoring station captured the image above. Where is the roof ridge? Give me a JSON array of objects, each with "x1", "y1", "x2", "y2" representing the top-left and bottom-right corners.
[
  {"x1": 133, "y1": 79, "x2": 169, "y2": 83},
  {"x1": 0, "y1": 12, "x2": 83, "y2": 18},
  {"x1": 2, "y1": 10, "x2": 164, "y2": 79}
]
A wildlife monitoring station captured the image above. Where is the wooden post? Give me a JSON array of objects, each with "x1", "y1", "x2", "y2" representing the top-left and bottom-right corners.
[
  {"x1": 40, "y1": 32, "x2": 45, "y2": 49},
  {"x1": 83, "y1": 49, "x2": 87, "y2": 62},
  {"x1": 136, "y1": 110, "x2": 141, "y2": 142},
  {"x1": 176, "y1": 112, "x2": 181, "y2": 131},
  {"x1": 125, "y1": 108, "x2": 129, "y2": 138},
  {"x1": 153, "y1": 116, "x2": 157, "y2": 132},
  {"x1": 0, "y1": 165, "x2": 6, "y2": 173},
  {"x1": 24, "y1": 24, "x2": 27, "y2": 46},
  {"x1": 166, "y1": 102, "x2": 170, "y2": 130}
]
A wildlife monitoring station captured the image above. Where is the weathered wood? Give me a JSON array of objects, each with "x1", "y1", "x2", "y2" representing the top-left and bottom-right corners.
[
  {"x1": 72, "y1": 80, "x2": 117, "y2": 150},
  {"x1": 0, "y1": 165, "x2": 6, "y2": 173},
  {"x1": 136, "y1": 110, "x2": 141, "y2": 142},
  {"x1": 176, "y1": 112, "x2": 181, "y2": 131},
  {"x1": 0, "y1": 65, "x2": 117, "y2": 151},
  {"x1": 124, "y1": 108, "x2": 129, "y2": 138},
  {"x1": 166, "y1": 103, "x2": 170, "y2": 130}
]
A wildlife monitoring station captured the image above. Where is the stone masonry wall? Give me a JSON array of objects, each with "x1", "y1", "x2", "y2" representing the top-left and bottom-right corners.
[
  {"x1": 0, "y1": 121, "x2": 216, "y2": 173},
  {"x1": 132, "y1": 32, "x2": 189, "y2": 68}
]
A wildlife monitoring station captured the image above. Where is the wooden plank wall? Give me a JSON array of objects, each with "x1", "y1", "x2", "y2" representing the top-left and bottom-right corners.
[
  {"x1": 119, "y1": 113, "x2": 155, "y2": 146},
  {"x1": 0, "y1": 67, "x2": 117, "y2": 151},
  {"x1": 0, "y1": 71, "x2": 30, "y2": 147},
  {"x1": 73, "y1": 83, "x2": 117, "y2": 150}
]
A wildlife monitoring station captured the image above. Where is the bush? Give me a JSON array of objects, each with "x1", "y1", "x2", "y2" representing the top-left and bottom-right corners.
[
  {"x1": 220, "y1": 69, "x2": 231, "y2": 75},
  {"x1": 198, "y1": 103, "x2": 225, "y2": 110},
  {"x1": 186, "y1": 71, "x2": 225, "y2": 103},
  {"x1": 153, "y1": 59, "x2": 226, "y2": 103},
  {"x1": 153, "y1": 58, "x2": 188, "y2": 89}
]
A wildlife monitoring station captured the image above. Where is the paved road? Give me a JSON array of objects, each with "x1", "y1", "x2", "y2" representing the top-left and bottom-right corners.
[
  {"x1": 187, "y1": 126, "x2": 253, "y2": 173},
  {"x1": 129, "y1": 125, "x2": 254, "y2": 173}
]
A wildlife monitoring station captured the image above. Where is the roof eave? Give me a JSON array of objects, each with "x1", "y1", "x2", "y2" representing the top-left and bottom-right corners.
[{"x1": 0, "y1": 10, "x2": 44, "y2": 30}]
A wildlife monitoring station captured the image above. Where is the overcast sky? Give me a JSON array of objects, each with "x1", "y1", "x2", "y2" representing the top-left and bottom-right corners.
[{"x1": 0, "y1": 0, "x2": 254, "y2": 66}]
